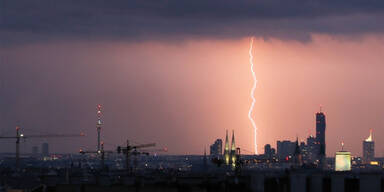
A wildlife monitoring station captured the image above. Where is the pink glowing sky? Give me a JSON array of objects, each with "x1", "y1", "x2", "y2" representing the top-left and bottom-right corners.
[
  {"x1": 1, "y1": 34, "x2": 384, "y2": 157},
  {"x1": 2, "y1": 0, "x2": 384, "y2": 156}
]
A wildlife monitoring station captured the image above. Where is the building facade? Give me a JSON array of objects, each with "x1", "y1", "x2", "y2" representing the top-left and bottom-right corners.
[
  {"x1": 363, "y1": 129, "x2": 374, "y2": 163},
  {"x1": 298, "y1": 135, "x2": 319, "y2": 164},
  {"x1": 209, "y1": 139, "x2": 223, "y2": 157},
  {"x1": 277, "y1": 140, "x2": 296, "y2": 160},
  {"x1": 264, "y1": 144, "x2": 275, "y2": 159},
  {"x1": 315, "y1": 109, "x2": 326, "y2": 167}
]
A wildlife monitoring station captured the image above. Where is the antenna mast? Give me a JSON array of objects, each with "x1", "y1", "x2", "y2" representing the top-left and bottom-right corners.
[{"x1": 97, "y1": 104, "x2": 102, "y2": 153}]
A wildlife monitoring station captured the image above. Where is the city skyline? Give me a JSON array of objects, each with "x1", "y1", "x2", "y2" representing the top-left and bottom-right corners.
[
  {"x1": 0, "y1": 1, "x2": 384, "y2": 156},
  {"x1": 2, "y1": 1, "x2": 384, "y2": 191}
]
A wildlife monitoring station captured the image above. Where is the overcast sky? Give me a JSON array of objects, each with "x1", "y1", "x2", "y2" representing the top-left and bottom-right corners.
[{"x1": 0, "y1": 1, "x2": 384, "y2": 156}]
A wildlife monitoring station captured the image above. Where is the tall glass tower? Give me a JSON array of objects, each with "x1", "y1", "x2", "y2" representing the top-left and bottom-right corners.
[
  {"x1": 363, "y1": 129, "x2": 374, "y2": 163},
  {"x1": 316, "y1": 108, "x2": 326, "y2": 166},
  {"x1": 316, "y1": 111, "x2": 326, "y2": 155}
]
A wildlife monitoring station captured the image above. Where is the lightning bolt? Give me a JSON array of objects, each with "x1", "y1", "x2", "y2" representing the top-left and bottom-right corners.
[{"x1": 248, "y1": 37, "x2": 258, "y2": 154}]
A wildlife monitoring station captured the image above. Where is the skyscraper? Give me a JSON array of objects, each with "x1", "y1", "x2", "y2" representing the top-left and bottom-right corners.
[
  {"x1": 316, "y1": 108, "x2": 326, "y2": 165},
  {"x1": 363, "y1": 129, "x2": 374, "y2": 163},
  {"x1": 264, "y1": 144, "x2": 273, "y2": 159},
  {"x1": 306, "y1": 135, "x2": 318, "y2": 163},
  {"x1": 209, "y1": 139, "x2": 223, "y2": 157}
]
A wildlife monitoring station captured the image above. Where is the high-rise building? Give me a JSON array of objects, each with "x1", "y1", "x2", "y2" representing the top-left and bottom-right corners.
[
  {"x1": 305, "y1": 135, "x2": 318, "y2": 163},
  {"x1": 224, "y1": 130, "x2": 230, "y2": 165},
  {"x1": 363, "y1": 129, "x2": 374, "y2": 163},
  {"x1": 316, "y1": 108, "x2": 326, "y2": 165},
  {"x1": 42, "y1": 143, "x2": 49, "y2": 157},
  {"x1": 264, "y1": 144, "x2": 271, "y2": 156},
  {"x1": 271, "y1": 148, "x2": 276, "y2": 156},
  {"x1": 264, "y1": 144, "x2": 275, "y2": 159},
  {"x1": 277, "y1": 140, "x2": 296, "y2": 160},
  {"x1": 209, "y1": 139, "x2": 223, "y2": 157}
]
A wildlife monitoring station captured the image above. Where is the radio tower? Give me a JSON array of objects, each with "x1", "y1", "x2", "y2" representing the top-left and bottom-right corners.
[{"x1": 96, "y1": 104, "x2": 102, "y2": 153}]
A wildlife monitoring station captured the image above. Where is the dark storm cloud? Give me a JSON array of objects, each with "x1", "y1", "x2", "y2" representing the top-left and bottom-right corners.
[{"x1": 1, "y1": 0, "x2": 384, "y2": 45}]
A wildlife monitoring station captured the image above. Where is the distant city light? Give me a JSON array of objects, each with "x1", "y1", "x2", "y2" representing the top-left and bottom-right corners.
[
  {"x1": 370, "y1": 161, "x2": 379, "y2": 165},
  {"x1": 335, "y1": 151, "x2": 351, "y2": 171}
]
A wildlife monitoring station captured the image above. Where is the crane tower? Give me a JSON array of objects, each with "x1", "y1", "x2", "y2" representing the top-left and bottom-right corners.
[{"x1": 0, "y1": 126, "x2": 85, "y2": 170}]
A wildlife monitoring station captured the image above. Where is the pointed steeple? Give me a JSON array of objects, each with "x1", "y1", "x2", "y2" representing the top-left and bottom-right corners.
[
  {"x1": 224, "y1": 130, "x2": 229, "y2": 151},
  {"x1": 224, "y1": 130, "x2": 230, "y2": 165},
  {"x1": 230, "y1": 130, "x2": 237, "y2": 166},
  {"x1": 231, "y1": 130, "x2": 236, "y2": 151}
]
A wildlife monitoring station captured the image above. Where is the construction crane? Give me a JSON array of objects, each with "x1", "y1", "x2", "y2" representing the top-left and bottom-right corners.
[
  {"x1": 0, "y1": 126, "x2": 85, "y2": 169},
  {"x1": 116, "y1": 140, "x2": 155, "y2": 173},
  {"x1": 79, "y1": 142, "x2": 113, "y2": 169}
]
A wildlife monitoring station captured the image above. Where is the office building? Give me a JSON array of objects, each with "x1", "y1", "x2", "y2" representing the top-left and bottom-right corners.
[
  {"x1": 316, "y1": 110, "x2": 326, "y2": 154},
  {"x1": 277, "y1": 140, "x2": 296, "y2": 160},
  {"x1": 264, "y1": 144, "x2": 276, "y2": 159},
  {"x1": 363, "y1": 129, "x2": 375, "y2": 163},
  {"x1": 316, "y1": 108, "x2": 326, "y2": 167},
  {"x1": 305, "y1": 135, "x2": 319, "y2": 163},
  {"x1": 209, "y1": 139, "x2": 223, "y2": 157}
]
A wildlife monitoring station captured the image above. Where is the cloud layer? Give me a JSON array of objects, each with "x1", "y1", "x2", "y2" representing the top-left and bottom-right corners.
[{"x1": 1, "y1": 0, "x2": 384, "y2": 45}]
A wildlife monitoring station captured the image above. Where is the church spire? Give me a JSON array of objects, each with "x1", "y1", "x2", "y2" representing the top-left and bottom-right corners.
[
  {"x1": 231, "y1": 130, "x2": 236, "y2": 151},
  {"x1": 225, "y1": 130, "x2": 229, "y2": 151},
  {"x1": 224, "y1": 130, "x2": 230, "y2": 165},
  {"x1": 230, "y1": 130, "x2": 237, "y2": 166}
]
